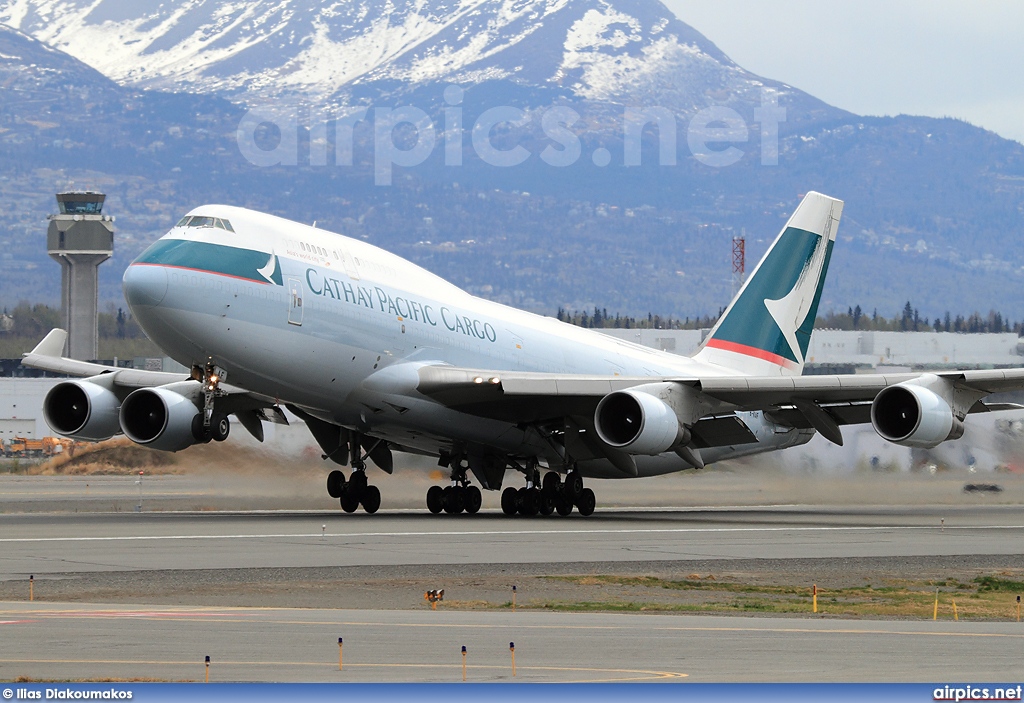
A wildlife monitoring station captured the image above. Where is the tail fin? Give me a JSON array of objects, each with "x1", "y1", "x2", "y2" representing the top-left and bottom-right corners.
[{"x1": 693, "y1": 191, "x2": 843, "y2": 376}]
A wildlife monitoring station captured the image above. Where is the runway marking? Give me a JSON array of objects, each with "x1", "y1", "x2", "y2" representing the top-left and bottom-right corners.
[
  {"x1": 0, "y1": 523, "x2": 1021, "y2": 543},
  {"x1": 256, "y1": 618, "x2": 1024, "y2": 639},
  {"x1": 29, "y1": 610, "x2": 247, "y2": 619},
  {"x1": 0, "y1": 491, "x2": 209, "y2": 496},
  {"x1": 10, "y1": 604, "x2": 1018, "y2": 640},
  {"x1": 0, "y1": 659, "x2": 685, "y2": 681}
]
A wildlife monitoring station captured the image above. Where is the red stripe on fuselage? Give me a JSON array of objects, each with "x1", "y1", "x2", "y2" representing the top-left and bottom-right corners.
[
  {"x1": 704, "y1": 338, "x2": 797, "y2": 368},
  {"x1": 130, "y1": 262, "x2": 272, "y2": 285}
]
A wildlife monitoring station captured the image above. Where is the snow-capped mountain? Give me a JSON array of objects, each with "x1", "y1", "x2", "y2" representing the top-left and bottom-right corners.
[
  {"x1": 0, "y1": 0, "x2": 822, "y2": 116},
  {"x1": 0, "y1": 22, "x2": 121, "y2": 98}
]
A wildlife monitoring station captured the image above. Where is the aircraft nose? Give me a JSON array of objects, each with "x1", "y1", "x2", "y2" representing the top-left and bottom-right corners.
[{"x1": 123, "y1": 264, "x2": 168, "y2": 309}]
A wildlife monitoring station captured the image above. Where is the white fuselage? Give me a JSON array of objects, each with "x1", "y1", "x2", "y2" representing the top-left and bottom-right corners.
[{"x1": 122, "y1": 205, "x2": 812, "y2": 478}]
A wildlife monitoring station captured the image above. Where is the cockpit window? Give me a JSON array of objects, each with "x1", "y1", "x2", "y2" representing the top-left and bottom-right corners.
[{"x1": 176, "y1": 215, "x2": 235, "y2": 232}]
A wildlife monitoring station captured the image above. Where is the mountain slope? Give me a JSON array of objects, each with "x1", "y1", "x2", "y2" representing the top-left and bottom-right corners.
[
  {"x1": 0, "y1": 1, "x2": 1022, "y2": 322},
  {"x1": 0, "y1": 0, "x2": 830, "y2": 118}
]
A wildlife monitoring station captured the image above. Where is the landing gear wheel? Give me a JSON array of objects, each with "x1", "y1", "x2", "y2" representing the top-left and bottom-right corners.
[
  {"x1": 426, "y1": 485, "x2": 444, "y2": 514},
  {"x1": 538, "y1": 489, "x2": 555, "y2": 516},
  {"x1": 210, "y1": 413, "x2": 230, "y2": 442},
  {"x1": 191, "y1": 415, "x2": 211, "y2": 443},
  {"x1": 542, "y1": 471, "x2": 561, "y2": 493},
  {"x1": 576, "y1": 487, "x2": 596, "y2": 516},
  {"x1": 464, "y1": 486, "x2": 482, "y2": 514},
  {"x1": 518, "y1": 487, "x2": 538, "y2": 516},
  {"x1": 501, "y1": 487, "x2": 519, "y2": 516},
  {"x1": 340, "y1": 486, "x2": 360, "y2": 513},
  {"x1": 327, "y1": 470, "x2": 345, "y2": 499},
  {"x1": 555, "y1": 494, "x2": 573, "y2": 516},
  {"x1": 348, "y1": 470, "x2": 368, "y2": 495},
  {"x1": 361, "y1": 485, "x2": 381, "y2": 514},
  {"x1": 443, "y1": 486, "x2": 465, "y2": 514},
  {"x1": 564, "y1": 472, "x2": 584, "y2": 501}
]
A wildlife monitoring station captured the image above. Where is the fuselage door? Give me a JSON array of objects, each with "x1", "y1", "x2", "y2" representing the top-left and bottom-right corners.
[
  {"x1": 287, "y1": 276, "x2": 303, "y2": 326},
  {"x1": 340, "y1": 248, "x2": 360, "y2": 280}
]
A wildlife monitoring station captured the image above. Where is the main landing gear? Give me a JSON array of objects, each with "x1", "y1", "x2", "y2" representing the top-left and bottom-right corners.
[
  {"x1": 326, "y1": 441, "x2": 381, "y2": 514},
  {"x1": 500, "y1": 465, "x2": 595, "y2": 517},
  {"x1": 426, "y1": 456, "x2": 482, "y2": 515}
]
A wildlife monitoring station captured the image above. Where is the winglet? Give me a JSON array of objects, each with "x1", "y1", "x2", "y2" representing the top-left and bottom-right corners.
[{"x1": 26, "y1": 329, "x2": 67, "y2": 358}]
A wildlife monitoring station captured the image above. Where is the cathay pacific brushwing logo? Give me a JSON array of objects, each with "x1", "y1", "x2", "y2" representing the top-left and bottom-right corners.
[
  {"x1": 763, "y1": 207, "x2": 835, "y2": 365},
  {"x1": 258, "y1": 252, "x2": 283, "y2": 285}
]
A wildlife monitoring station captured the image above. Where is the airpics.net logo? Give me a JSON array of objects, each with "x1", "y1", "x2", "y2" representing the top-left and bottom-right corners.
[{"x1": 236, "y1": 87, "x2": 786, "y2": 185}]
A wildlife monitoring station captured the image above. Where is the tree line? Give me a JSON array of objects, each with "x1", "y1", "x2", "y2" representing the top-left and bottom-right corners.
[
  {"x1": 557, "y1": 302, "x2": 1024, "y2": 335},
  {"x1": 0, "y1": 303, "x2": 148, "y2": 340},
  {"x1": 3, "y1": 301, "x2": 1020, "y2": 340}
]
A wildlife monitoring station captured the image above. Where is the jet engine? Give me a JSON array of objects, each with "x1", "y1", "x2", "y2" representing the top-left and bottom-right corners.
[
  {"x1": 43, "y1": 380, "x2": 122, "y2": 441},
  {"x1": 594, "y1": 388, "x2": 683, "y2": 455},
  {"x1": 870, "y1": 382, "x2": 964, "y2": 449},
  {"x1": 119, "y1": 387, "x2": 201, "y2": 452}
]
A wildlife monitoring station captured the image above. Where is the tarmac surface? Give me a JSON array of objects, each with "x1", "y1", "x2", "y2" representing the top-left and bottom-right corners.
[
  {"x1": 2, "y1": 602, "x2": 1023, "y2": 682},
  {"x1": 1, "y1": 504, "x2": 1023, "y2": 578},
  {"x1": 1, "y1": 472, "x2": 1023, "y2": 682}
]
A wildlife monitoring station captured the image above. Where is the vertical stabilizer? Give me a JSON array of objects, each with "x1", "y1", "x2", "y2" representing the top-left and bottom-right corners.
[{"x1": 693, "y1": 191, "x2": 843, "y2": 376}]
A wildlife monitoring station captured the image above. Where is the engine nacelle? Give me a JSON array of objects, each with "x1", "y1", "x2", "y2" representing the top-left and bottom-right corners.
[
  {"x1": 871, "y1": 382, "x2": 964, "y2": 449},
  {"x1": 595, "y1": 389, "x2": 683, "y2": 455},
  {"x1": 119, "y1": 387, "x2": 201, "y2": 452},
  {"x1": 43, "y1": 380, "x2": 122, "y2": 441}
]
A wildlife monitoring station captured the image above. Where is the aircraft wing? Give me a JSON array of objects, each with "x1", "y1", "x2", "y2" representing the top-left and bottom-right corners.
[
  {"x1": 416, "y1": 364, "x2": 1024, "y2": 448},
  {"x1": 21, "y1": 329, "x2": 286, "y2": 425},
  {"x1": 23, "y1": 329, "x2": 192, "y2": 387}
]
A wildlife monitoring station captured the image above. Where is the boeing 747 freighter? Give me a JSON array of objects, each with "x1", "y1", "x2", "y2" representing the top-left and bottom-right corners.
[{"x1": 26, "y1": 192, "x2": 1024, "y2": 516}]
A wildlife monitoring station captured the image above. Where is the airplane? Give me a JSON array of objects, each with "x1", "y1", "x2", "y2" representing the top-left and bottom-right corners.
[{"x1": 25, "y1": 191, "x2": 1024, "y2": 516}]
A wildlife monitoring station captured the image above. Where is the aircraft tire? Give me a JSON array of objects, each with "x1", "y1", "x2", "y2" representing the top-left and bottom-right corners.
[
  {"x1": 518, "y1": 487, "x2": 538, "y2": 516},
  {"x1": 500, "y1": 487, "x2": 518, "y2": 516},
  {"x1": 190, "y1": 415, "x2": 210, "y2": 443},
  {"x1": 426, "y1": 485, "x2": 444, "y2": 514},
  {"x1": 576, "y1": 488, "x2": 596, "y2": 516},
  {"x1": 327, "y1": 470, "x2": 345, "y2": 499},
  {"x1": 542, "y1": 471, "x2": 561, "y2": 493},
  {"x1": 464, "y1": 486, "x2": 482, "y2": 514},
  {"x1": 538, "y1": 489, "x2": 556, "y2": 516},
  {"x1": 340, "y1": 487, "x2": 360, "y2": 513},
  {"x1": 361, "y1": 485, "x2": 381, "y2": 514},
  {"x1": 443, "y1": 486, "x2": 465, "y2": 514},
  {"x1": 348, "y1": 470, "x2": 368, "y2": 494},
  {"x1": 210, "y1": 413, "x2": 230, "y2": 442},
  {"x1": 564, "y1": 473, "x2": 584, "y2": 501},
  {"x1": 555, "y1": 494, "x2": 573, "y2": 516}
]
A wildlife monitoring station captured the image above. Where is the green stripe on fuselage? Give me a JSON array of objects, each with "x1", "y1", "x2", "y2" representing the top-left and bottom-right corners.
[
  {"x1": 711, "y1": 227, "x2": 831, "y2": 364},
  {"x1": 133, "y1": 239, "x2": 282, "y2": 286}
]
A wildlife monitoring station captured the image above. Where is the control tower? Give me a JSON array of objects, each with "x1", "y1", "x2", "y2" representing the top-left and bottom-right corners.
[{"x1": 47, "y1": 192, "x2": 114, "y2": 360}]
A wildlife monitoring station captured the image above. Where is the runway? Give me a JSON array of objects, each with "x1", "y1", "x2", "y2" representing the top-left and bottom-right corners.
[
  {"x1": 1, "y1": 602, "x2": 1022, "y2": 682},
  {"x1": 1, "y1": 505, "x2": 1023, "y2": 578},
  {"x1": 1, "y1": 473, "x2": 1022, "y2": 682}
]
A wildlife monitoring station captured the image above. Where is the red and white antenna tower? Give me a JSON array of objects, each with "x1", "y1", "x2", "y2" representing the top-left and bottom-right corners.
[{"x1": 731, "y1": 231, "x2": 745, "y2": 297}]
